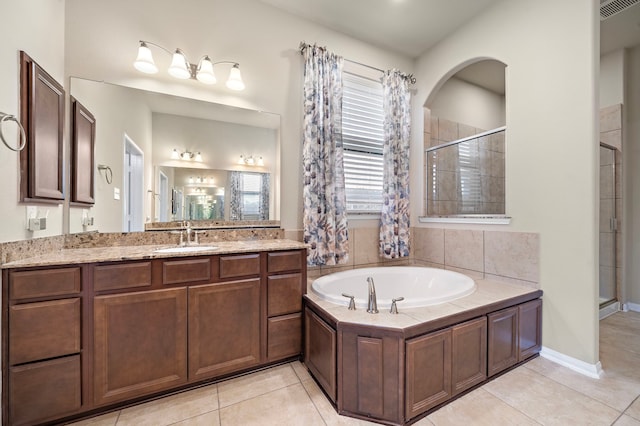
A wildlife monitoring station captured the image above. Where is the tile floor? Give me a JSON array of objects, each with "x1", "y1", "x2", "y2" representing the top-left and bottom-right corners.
[{"x1": 69, "y1": 311, "x2": 640, "y2": 426}]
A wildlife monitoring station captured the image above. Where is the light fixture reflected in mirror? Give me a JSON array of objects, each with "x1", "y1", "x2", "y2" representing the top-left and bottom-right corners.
[
  {"x1": 172, "y1": 149, "x2": 202, "y2": 162},
  {"x1": 134, "y1": 40, "x2": 245, "y2": 90},
  {"x1": 238, "y1": 155, "x2": 264, "y2": 166}
]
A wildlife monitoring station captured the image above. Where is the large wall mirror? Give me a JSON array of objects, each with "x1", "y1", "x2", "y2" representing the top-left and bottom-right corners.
[{"x1": 69, "y1": 78, "x2": 280, "y2": 233}]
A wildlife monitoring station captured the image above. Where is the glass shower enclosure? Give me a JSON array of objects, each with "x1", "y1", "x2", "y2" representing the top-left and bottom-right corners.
[{"x1": 599, "y1": 144, "x2": 617, "y2": 308}]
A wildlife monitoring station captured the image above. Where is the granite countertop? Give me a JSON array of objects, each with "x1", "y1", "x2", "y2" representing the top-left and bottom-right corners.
[
  {"x1": 2, "y1": 239, "x2": 308, "y2": 269},
  {"x1": 304, "y1": 278, "x2": 541, "y2": 330}
]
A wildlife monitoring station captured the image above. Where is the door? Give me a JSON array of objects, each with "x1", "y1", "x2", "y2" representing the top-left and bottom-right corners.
[
  {"x1": 123, "y1": 134, "x2": 144, "y2": 232},
  {"x1": 599, "y1": 144, "x2": 617, "y2": 307},
  {"x1": 158, "y1": 171, "x2": 169, "y2": 222}
]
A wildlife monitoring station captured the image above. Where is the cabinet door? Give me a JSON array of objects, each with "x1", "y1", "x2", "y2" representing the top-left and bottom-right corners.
[
  {"x1": 487, "y1": 306, "x2": 518, "y2": 377},
  {"x1": 268, "y1": 313, "x2": 302, "y2": 361},
  {"x1": 304, "y1": 307, "x2": 336, "y2": 403},
  {"x1": 518, "y1": 299, "x2": 542, "y2": 361},
  {"x1": 188, "y1": 279, "x2": 261, "y2": 381},
  {"x1": 93, "y1": 288, "x2": 188, "y2": 406},
  {"x1": 406, "y1": 328, "x2": 452, "y2": 420},
  {"x1": 451, "y1": 317, "x2": 487, "y2": 396}
]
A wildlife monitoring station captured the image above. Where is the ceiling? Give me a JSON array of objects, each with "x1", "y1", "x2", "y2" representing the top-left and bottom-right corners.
[{"x1": 259, "y1": 0, "x2": 640, "y2": 94}]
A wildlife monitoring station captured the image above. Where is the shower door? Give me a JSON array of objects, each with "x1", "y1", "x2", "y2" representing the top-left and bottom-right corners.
[{"x1": 599, "y1": 144, "x2": 617, "y2": 307}]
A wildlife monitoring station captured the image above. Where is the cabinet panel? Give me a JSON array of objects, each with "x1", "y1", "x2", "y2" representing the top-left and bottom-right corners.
[
  {"x1": 488, "y1": 306, "x2": 518, "y2": 377},
  {"x1": 518, "y1": 299, "x2": 542, "y2": 361},
  {"x1": 219, "y1": 254, "x2": 260, "y2": 278},
  {"x1": 93, "y1": 288, "x2": 188, "y2": 405},
  {"x1": 267, "y1": 273, "x2": 303, "y2": 316},
  {"x1": 267, "y1": 313, "x2": 302, "y2": 361},
  {"x1": 451, "y1": 317, "x2": 487, "y2": 396},
  {"x1": 10, "y1": 298, "x2": 81, "y2": 365},
  {"x1": 162, "y1": 257, "x2": 211, "y2": 285},
  {"x1": 70, "y1": 96, "x2": 96, "y2": 205},
  {"x1": 406, "y1": 328, "x2": 451, "y2": 420},
  {"x1": 304, "y1": 308, "x2": 336, "y2": 402},
  {"x1": 10, "y1": 355, "x2": 81, "y2": 426},
  {"x1": 9, "y1": 267, "x2": 80, "y2": 300},
  {"x1": 94, "y1": 261, "x2": 152, "y2": 292},
  {"x1": 267, "y1": 251, "x2": 303, "y2": 273},
  {"x1": 188, "y1": 279, "x2": 261, "y2": 380}
]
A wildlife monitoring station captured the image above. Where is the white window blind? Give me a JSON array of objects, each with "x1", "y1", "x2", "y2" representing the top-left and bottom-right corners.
[
  {"x1": 342, "y1": 72, "x2": 384, "y2": 213},
  {"x1": 241, "y1": 173, "x2": 261, "y2": 218}
]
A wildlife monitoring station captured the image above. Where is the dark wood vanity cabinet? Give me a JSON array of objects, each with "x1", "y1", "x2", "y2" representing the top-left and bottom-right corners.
[
  {"x1": 4, "y1": 267, "x2": 83, "y2": 425},
  {"x1": 304, "y1": 307, "x2": 337, "y2": 402},
  {"x1": 2, "y1": 248, "x2": 307, "y2": 425},
  {"x1": 188, "y1": 279, "x2": 261, "y2": 380},
  {"x1": 93, "y1": 288, "x2": 189, "y2": 406}
]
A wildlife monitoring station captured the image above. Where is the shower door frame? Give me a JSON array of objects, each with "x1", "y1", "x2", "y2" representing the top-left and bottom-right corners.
[{"x1": 599, "y1": 142, "x2": 618, "y2": 309}]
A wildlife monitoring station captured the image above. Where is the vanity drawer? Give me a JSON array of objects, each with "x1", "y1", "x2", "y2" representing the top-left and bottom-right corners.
[
  {"x1": 267, "y1": 251, "x2": 303, "y2": 273},
  {"x1": 267, "y1": 273, "x2": 303, "y2": 317},
  {"x1": 219, "y1": 254, "x2": 260, "y2": 279},
  {"x1": 162, "y1": 257, "x2": 211, "y2": 285},
  {"x1": 9, "y1": 298, "x2": 81, "y2": 365},
  {"x1": 267, "y1": 313, "x2": 302, "y2": 360},
  {"x1": 10, "y1": 267, "x2": 81, "y2": 300},
  {"x1": 94, "y1": 261, "x2": 152, "y2": 292},
  {"x1": 9, "y1": 355, "x2": 82, "y2": 425}
]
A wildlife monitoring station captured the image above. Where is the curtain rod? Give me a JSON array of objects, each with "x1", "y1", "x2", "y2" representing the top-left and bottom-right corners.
[{"x1": 299, "y1": 42, "x2": 416, "y2": 84}]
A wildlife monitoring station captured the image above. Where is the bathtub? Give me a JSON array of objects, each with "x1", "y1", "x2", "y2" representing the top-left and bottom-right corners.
[{"x1": 311, "y1": 266, "x2": 476, "y2": 309}]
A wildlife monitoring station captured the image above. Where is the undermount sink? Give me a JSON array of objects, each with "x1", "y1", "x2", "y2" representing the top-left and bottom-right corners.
[{"x1": 154, "y1": 245, "x2": 218, "y2": 254}]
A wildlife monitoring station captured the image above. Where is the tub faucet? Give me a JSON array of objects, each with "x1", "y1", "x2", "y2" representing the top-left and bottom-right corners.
[{"x1": 366, "y1": 277, "x2": 378, "y2": 314}]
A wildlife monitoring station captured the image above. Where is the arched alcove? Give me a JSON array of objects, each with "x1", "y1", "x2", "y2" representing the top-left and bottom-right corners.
[{"x1": 423, "y1": 59, "x2": 507, "y2": 217}]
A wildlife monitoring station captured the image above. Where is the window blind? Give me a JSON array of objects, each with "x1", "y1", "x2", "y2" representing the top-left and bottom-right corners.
[{"x1": 342, "y1": 72, "x2": 384, "y2": 213}]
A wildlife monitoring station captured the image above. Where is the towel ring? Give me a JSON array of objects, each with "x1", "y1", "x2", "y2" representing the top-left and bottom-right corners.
[{"x1": 0, "y1": 113, "x2": 27, "y2": 152}]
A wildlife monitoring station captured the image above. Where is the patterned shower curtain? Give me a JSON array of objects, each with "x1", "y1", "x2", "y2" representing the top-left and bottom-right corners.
[
  {"x1": 258, "y1": 173, "x2": 270, "y2": 220},
  {"x1": 229, "y1": 171, "x2": 242, "y2": 220},
  {"x1": 302, "y1": 44, "x2": 349, "y2": 266},
  {"x1": 379, "y1": 70, "x2": 411, "y2": 259}
]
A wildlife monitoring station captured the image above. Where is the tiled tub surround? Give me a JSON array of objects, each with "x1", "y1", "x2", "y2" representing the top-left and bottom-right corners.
[{"x1": 310, "y1": 227, "x2": 539, "y2": 291}]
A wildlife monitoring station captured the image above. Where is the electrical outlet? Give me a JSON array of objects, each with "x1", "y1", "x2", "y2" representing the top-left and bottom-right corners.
[
  {"x1": 26, "y1": 206, "x2": 37, "y2": 221},
  {"x1": 114, "y1": 187, "x2": 120, "y2": 200}
]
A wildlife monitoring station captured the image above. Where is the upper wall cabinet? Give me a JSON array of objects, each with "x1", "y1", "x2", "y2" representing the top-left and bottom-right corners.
[
  {"x1": 70, "y1": 97, "x2": 96, "y2": 205},
  {"x1": 19, "y1": 51, "x2": 65, "y2": 203}
]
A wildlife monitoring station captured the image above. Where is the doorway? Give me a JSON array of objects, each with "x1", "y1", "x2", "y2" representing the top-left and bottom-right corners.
[
  {"x1": 123, "y1": 135, "x2": 144, "y2": 232},
  {"x1": 158, "y1": 171, "x2": 169, "y2": 222}
]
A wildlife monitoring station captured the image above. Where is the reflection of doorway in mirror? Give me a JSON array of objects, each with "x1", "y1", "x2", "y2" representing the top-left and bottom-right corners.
[
  {"x1": 123, "y1": 134, "x2": 144, "y2": 232},
  {"x1": 158, "y1": 171, "x2": 169, "y2": 222},
  {"x1": 172, "y1": 188, "x2": 184, "y2": 221}
]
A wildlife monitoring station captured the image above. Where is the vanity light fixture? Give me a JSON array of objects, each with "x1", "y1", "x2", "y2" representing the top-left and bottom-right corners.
[
  {"x1": 134, "y1": 40, "x2": 245, "y2": 91},
  {"x1": 238, "y1": 155, "x2": 264, "y2": 166},
  {"x1": 172, "y1": 149, "x2": 202, "y2": 162}
]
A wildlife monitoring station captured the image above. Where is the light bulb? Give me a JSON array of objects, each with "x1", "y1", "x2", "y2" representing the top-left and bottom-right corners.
[
  {"x1": 194, "y1": 152, "x2": 203, "y2": 162},
  {"x1": 226, "y1": 64, "x2": 245, "y2": 91},
  {"x1": 168, "y1": 49, "x2": 191, "y2": 79},
  {"x1": 134, "y1": 42, "x2": 158, "y2": 74},
  {"x1": 257, "y1": 156, "x2": 264, "y2": 166},
  {"x1": 171, "y1": 149, "x2": 180, "y2": 160},
  {"x1": 238, "y1": 155, "x2": 245, "y2": 165}
]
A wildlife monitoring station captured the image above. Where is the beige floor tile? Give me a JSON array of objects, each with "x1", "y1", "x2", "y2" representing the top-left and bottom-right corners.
[
  {"x1": 600, "y1": 346, "x2": 640, "y2": 381},
  {"x1": 219, "y1": 383, "x2": 324, "y2": 425},
  {"x1": 483, "y1": 366, "x2": 621, "y2": 425},
  {"x1": 171, "y1": 410, "x2": 221, "y2": 426},
  {"x1": 116, "y1": 385, "x2": 218, "y2": 426},
  {"x1": 615, "y1": 414, "x2": 640, "y2": 426},
  {"x1": 524, "y1": 356, "x2": 640, "y2": 411},
  {"x1": 301, "y1": 378, "x2": 376, "y2": 425},
  {"x1": 217, "y1": 363, "x2": 299, "y2": 408},
  {"x1": 626, "y1": 397, "x2": 640, "y2": 421},
  {"x1": 427, "y1": 388, "x2": 539, "y2": 426},
  {"x1": 412, "y1": 417, "x2": 436, "y2": 425},
  {"x1": 67, "y1": 411, "x2": 120, "y2": 426},
  {"x1": 291, "y1": 360, "x2": 313, "y2": 382}
]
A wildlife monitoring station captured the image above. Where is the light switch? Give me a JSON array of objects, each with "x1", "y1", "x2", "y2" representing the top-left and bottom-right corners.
[{"x1": 114, "y1": 187, "x2": 120, "y2": 200}]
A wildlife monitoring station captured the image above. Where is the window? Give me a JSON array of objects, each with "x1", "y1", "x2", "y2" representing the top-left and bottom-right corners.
[
  {"x1": 342, "y1": 72, "x2": 384, "y2": 213},
  {"x1": 240, "y1": 172, "x2": 262, "y2": 220}
]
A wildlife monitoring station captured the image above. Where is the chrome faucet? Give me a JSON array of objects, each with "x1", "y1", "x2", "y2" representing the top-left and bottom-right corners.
[
  {"x1": 182, "y1": 221, "x2": 194, "y2": 246},
  {"x1": 366, "y1": 277, "x2": 378, "y2": 314}
]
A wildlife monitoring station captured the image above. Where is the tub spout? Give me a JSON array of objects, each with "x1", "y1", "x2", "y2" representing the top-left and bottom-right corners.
[{"x1": 367, "y1": 277, "x2": 378, "y2": 314}]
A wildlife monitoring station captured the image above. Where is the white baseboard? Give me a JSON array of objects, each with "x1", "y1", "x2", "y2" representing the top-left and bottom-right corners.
[
  {"x1": 626, "y1": 302, "x2": 640, "y2": 313},
  {"x1": 599, "y1": 302, "x2": 620, "y2": 320},
  {"x1": 540, "y1": 346, "x2": 602, "y2": 379}
]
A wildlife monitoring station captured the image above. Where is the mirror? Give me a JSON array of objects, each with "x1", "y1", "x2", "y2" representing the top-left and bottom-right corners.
[{"x1": 69, "y1": 78, "x2": 280, "y2": 233}]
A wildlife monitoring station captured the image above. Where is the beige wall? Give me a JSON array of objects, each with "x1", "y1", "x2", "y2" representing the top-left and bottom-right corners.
[
  {"x1": 411, "y1": 0, "x2": 600, "y2": 364},
  {"x1": 626, "y1": 45, "x2": 640, "y2": 306},
  {"x1": 0, "y1": 0, "x2": 66, "y2": 242},
  {"x1": 600, "y1": 49, "x2": 625, "y2": 107}
]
